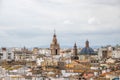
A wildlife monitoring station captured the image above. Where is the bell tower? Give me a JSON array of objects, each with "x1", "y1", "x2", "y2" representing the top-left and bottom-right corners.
[
  {"x1": 73, "y1": 42, "x2": 77, "y2": 56},
  {"x1": 71, "y1": 42, "x2": 79, "y2": 60},
  {"x1": 50, "y1": 30, "x2": 60, "y2": 55}
]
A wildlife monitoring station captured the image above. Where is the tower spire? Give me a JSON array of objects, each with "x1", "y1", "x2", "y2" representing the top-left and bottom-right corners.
[
  {"x1": 73, "y1": 42, "x2": 77, "y2": 56},
  {"x1": 74, "y1": 42, "x2": 77, "y2": 48},
  {"x1": 53, "y1": 29, "x2": 56, "y2": 37}
]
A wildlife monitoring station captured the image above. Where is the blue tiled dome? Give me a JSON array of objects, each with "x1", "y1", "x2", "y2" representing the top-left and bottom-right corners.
[
  {"x1": 80, "y1": 47, "x2": 95, "y2": 55},
  {"x1": 79, "y1": 40, "x2": 96, "y2": 55}
]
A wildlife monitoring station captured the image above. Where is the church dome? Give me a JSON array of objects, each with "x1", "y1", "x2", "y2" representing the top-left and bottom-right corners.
[
  {"x1": 80, "y1": 47, "x2": 95, "y2": 55},
  {"x1": 79, "y1": 40, "x2": 96, "y2": 55}
]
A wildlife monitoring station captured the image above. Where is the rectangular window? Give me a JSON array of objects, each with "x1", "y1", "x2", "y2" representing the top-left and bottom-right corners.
[
  {"x1": 0, "y1": 53, "x2": 3, "y2": 56},
  {"x1": 8, "y1": 56, "x2": 11, "y2": 59},
  {"x1": 8, "y1": 53, "x2": 11, "y2": 55}
]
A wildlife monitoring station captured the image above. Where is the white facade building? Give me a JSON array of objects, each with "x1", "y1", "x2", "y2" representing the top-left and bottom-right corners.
[
  {"x1": 98, "y1": 48, "x2": 107, "y2": 59},
  {"x1": 98, "y1": 45, "x2": 120, "y2": 59},
  {"x1": 112, "y1": 50, "x2": 120, "y2": 58},
  {"x1": 98, "y1": 46, "x2": 113, "y2": 59},
  {"x1": 39, "y1": 48, "x2": 51, "y2": 55},
  {"x1": 0, "y1": 48, "x2": 14, "y2": 61}
]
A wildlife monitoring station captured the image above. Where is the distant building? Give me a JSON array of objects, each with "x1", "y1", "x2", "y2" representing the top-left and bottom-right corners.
[
  {"x1": 0, "y1": 48, "x2": 14, "y2": 61},
  {"x1": 50, "y1": 32, "x2": 60, "y2": 55},
  {"x1": 32, "y1": 47, "x2": 39, "y2": 54},
  {"x1": 112, "y1": 48, "x2": 120, "y2": 58},
  {"x1": 14, "y1": 47, "x2": 33, "y2": 61},
  {"x1": 98, "y1": 47, "x2": 108, "y2": 59},
  {"x1": 98, "y1": 45, "x2": 120, "y2": 59},
  {"x1": 39, "y1": 48, "x2": 51, "y2": 55}
]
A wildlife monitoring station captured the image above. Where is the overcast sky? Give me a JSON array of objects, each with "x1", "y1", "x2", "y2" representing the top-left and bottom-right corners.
[{"x1": 0, "y1": 0, "x2": 120, "y2": 48}]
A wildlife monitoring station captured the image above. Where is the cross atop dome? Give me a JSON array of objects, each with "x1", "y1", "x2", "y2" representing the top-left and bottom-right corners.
[{"x1": 53, "y1": 29, "x2": 56, "y2": 37}]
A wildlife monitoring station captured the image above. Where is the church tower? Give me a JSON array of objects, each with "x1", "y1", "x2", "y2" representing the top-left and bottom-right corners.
[
  {"x1": 50, "y1": 31, "x2": 60, "y2": 55},
  {"x1": 73, "y1": 42, "x2": 77, "y2": 56},
  {"x1": 71, "y1": 42, "x2": 79, "y2": 60}
]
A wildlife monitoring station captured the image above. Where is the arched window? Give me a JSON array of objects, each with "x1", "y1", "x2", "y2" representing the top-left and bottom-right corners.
[{"x1": 56, "y1": 49, "x2": 57, "y2": 55}]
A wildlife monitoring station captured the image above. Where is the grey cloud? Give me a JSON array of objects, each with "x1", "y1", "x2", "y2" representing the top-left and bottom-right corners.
[
  {"x1": 58, "y1": 27, "x2": 120, "y2": 37},
  {"x1": 92, "y1": 0, "x2": 120, "y2": 6}
]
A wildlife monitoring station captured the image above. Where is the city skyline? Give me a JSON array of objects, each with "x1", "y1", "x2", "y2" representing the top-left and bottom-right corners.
[{"x1": 0, "y1": 0, "x2": 120, "y2": 47}]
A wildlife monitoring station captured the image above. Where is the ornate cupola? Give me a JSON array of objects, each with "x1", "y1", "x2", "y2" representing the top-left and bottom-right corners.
[{"x1": 85, "y1": 40, "x2": 89, "y2": 48}]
